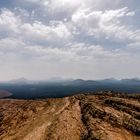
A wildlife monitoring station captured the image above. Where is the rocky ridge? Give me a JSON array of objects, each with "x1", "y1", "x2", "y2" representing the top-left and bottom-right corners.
[{"x1": 0, "y1": 91, "x2": 140, "y2": 140}]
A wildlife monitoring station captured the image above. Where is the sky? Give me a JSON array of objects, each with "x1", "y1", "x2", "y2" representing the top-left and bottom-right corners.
[{"x1": 0, "y1": 0, "x2": 140, "y2": 80}]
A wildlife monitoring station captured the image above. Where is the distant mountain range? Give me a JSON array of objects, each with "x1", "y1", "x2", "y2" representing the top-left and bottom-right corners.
[
  {"x1": 0, "y1": 77, "x2": 140, "y2": 85},
  {"x1": 0, "y1": 77, "x2": 140, "y2": 99},
  {"x1": 1, "y1": 77, "x2": 140, "y2": 84}
]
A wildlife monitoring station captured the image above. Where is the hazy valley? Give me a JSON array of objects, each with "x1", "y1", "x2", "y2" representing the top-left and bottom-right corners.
[{"x1": 0, "y1": 78, "x2": 140, "y2": 99}]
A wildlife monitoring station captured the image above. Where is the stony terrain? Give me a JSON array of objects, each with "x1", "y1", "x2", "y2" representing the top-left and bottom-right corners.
[{"x1": 0, "y1": 91, "x2": 140, "y2": 140}]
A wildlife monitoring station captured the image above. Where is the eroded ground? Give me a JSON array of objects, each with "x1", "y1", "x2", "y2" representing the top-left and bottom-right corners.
[{"x1": 0, "y1": 91, "x2": 140, "y2": 140}]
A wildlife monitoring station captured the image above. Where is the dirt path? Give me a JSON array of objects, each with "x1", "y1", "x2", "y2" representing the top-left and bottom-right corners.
[
  {"x1": 23, "y1": 123, "x2": 51, "y2": 140},
  {"x1": 23, "y1": 97, "x2": 70, "y2": 140}
]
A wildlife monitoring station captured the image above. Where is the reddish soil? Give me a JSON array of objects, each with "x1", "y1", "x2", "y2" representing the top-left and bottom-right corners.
[{"x1": 0, "y1": 91, "x2": 140, "y2": 140}]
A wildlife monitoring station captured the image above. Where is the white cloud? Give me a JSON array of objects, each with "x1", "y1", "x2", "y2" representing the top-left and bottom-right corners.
[
  {"x1": 0, "y1": 1, "x2": 140, "y2": 80},
  {"x1": 126, "y1": 11, "x2": 135, "y2": 16},
  {"x1": 71, "y1": 7, "x2": 139, "y2": 43},
  {"x1": 0, "y1": 38, "x2": 24, "y2": 52},
  {"x1": 0, "y1": 38, "x2": 139, "y2": 80},
  {"x1": 0, "y1": 8, "x2": 72, "y2": 45},
  {"x1": 23, "y1": 0, "x2": 44, "y2": 3},
  {"x1": 0, "y1": 9, "x2": 21, "y2": 35},
  {"x1": 128, "y1": 41, "x2": 140, "y2": 48},
  {"x1": 20, "y1": 21, "x2": 71, "y2": 45},
  {"x1": 24, "y1": 0, "x2": 82, "y2": 9},
  {"x1": 0, "y1": 36, "x2": 129, "y2": 62}
]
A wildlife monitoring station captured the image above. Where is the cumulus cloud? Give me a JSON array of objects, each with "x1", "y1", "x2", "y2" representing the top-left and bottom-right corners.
[
  {"x1": 0, "y1": 8, "x2": 72, "y2": 46},
  {"x1": 0, "y1": 0, "x2": 140, "y2": 80},
  {"x1": 0, "y1": 9, "x2": 21, "y2": 36},
  {"x1": 71, "y1": 7, "x2": 139, "y2": 43},
  {"x1": 20, "y1": 21, "x2": 71, "y2": 44}
]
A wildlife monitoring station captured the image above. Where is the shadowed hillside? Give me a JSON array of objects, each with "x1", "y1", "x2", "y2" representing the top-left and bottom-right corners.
[
  {"x1": 0, "y1": 90, "x2": 12, "y2": 98},
  {"x1": 0, "y1": 91, "x2": 140, "y2": 140}
]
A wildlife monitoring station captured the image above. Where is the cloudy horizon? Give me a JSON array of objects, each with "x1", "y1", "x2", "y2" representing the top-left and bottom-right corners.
[{"x1": 0, "y1": 0, "x2": 140, "y2": 81}]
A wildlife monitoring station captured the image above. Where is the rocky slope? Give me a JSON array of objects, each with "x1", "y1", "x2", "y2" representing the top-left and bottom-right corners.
[{"x1": 0, "y1": 91, "x2": 140, "y2": 140}]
